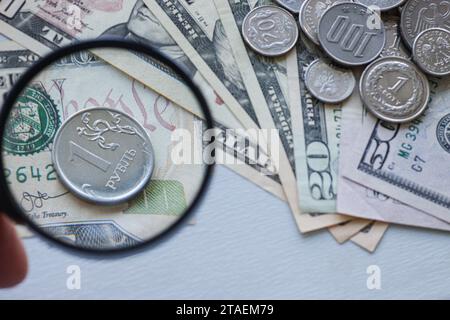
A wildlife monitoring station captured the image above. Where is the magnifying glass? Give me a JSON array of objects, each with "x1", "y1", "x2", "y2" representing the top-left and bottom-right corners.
[{"x1": 0, "y1": 39, "x2": 214, "y2": 255}]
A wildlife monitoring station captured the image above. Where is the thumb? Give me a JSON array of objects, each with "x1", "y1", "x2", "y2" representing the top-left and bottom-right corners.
[{"x1": 0, "y1": 215, "x2": 28, "y2": 288}]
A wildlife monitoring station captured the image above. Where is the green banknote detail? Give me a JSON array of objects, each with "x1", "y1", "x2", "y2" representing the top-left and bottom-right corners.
[
  {"x1": 125, "y1": 180, "x2": 187, "y2": 215},
  {"x1": 3, "y1": 86, "x2": 60, "y2": 156}
]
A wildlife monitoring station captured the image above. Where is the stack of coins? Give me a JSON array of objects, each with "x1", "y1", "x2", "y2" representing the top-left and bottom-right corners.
[{"x1": 242, "y1": 0, "x2": 450, "y2": 123}]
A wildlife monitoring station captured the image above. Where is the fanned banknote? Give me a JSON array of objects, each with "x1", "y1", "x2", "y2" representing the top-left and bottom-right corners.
[
  {"x1": 0, "y1": 0, "x2": 290, "y2": 204},
  {"x1": 338, "y1": 89, "x2": 450, "y2": 232},
  {"x1": 286, "y1": 35, "x2": 341, "y2": 214},
  {"x1": 0, "y1": 41, "x2": 290, "y2": 241},
  {"x1": 351, "y1": 222, "x2": 389, "y2": 253},
  {"x1": 144, "y1": 0, "x2": 306, "y2": 223},
  {"x1": 286, "y1": 42, "x2": 376, "y2": 238},
  {"x1": 1, "y1": 46, "x2": 208, "y2": 248},
  {"x1": 0, "y1": 0, "x2": 258, "y2": 133},
  {"x1": 0, "y1": 40, "x2": 285, "y2": 214},
  {"x1": 329, "y1": 219, "x2": 372, "y2": 244},
  {"x1": 342, "y1": 77, "x2": 450, "y2": 224},
  {"x1": 212, "y1": 0, "x2": 307, "y2": 224},
  {"x1": 286, "y1": 44, "x2": 351, "y2": 230},
  {"x1": 1, "y1": 0, "x2": 398, "y2": 251},
  {"x1": 142, "y1": 0, "x2": 261, "y2": 131},
  {"x1": 0, "y1": 0, "x2": 289, "y2": 197}
]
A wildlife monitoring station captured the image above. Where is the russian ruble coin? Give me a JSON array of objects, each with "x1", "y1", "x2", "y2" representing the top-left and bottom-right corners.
[
  {"x1": 380, "y1": 16, "x2": 411, "y2": 59},
  {"x1": 299, "y1": 0, "x2": 347, "y2": 46},
  {"x1": 318, "y1": 2, "x2": 386, "y2": 66},
  {"x1": 242, "y1": 5, "x2": 299, "y2": 57},
  {"x1": 274, "y1": 0, "x2": 303, "y2": 13},
  {"x1": 401, "y1": 0, "x2": 450, "y2": 49},
  {"x1": 52, "y1": 108, "x2": 155, "y2": 205},
  {"x1": 413, "y1": 28, "x2": 450, "y2": 76},
  {"x1": 354, "y1": 0, "x2": 406, "y2": 11},
  {"x1": 305, "y1": 59, "x2": 356, "y2": 103},
  {"x1": 359, "y1": 56, "x2": 430, "y2": 123}
]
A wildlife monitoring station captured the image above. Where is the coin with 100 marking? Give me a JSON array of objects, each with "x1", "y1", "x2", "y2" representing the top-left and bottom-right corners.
[
  {"x1": 318, "y1": 2, "x2": 386, "y2": 66},
  {"x1": 299, "y1": 0, "x2": 347, "y2": 46}
]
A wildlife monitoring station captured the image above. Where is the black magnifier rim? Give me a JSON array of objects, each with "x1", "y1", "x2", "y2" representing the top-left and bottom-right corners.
[{"x1": 0, "y1": 39, "x2": 214, "y2": 256}]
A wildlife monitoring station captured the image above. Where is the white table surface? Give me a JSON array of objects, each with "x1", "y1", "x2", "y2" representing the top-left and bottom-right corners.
[{"x1": 1, "y1": 165, "x2": 450, "y2": 299}]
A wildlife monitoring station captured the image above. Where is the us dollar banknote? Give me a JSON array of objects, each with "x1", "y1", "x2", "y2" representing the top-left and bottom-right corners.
[
  {"x1": 214, "y1": 0, "x2": 294, "y2": 168},
  {"x1": 0, "y1": 1, "x2": 349, "y2": 232},
  {"x1": 142, "y1": 0, "x2": 261, "y2": 131},
  {"x1": 328, "y1": 219, "x2": 372, "y2": 244},
  {"x1": 337, "y1": 89, "x2": 450, "y2": 232},
  {"x1": 342, "y1": 77, "x2": 450, "y2": 224},
  {"x1": 142, "y1": 0, "x2": 308, "y2": 221},
  {"x1": 1, "y1": 40, "x2": 346, "y2": 236},
  {"x1": 0, "y1": 41, "x2": 286, "y2": 200},
  {"x1": 212, "y1": 0, "x2": 308, "y2": 224},
  {"x1": 287, "y1": 37, "x2": 341, "y2": 214},
  {"x1": 351, "y1": 221, "x2": 389, "y2": 253},
  {"x1": 0, "y1": 41, "x2": 292, "y2": 240},
  {"x1": 0, "y1": 40, "x2": 218, "y2": 249},
  {"x1": 286, "y1": 42, "x2": 353, "y2": 233},
  {"x1": 0, "y1": 0, "x2": 259, "y2": 133},
  {"x1": 0, "y1": 40, "x2": 38, "y2": 238},
  {"x1": 0, "y1": 0, "x2": 287, "y2": 192}
]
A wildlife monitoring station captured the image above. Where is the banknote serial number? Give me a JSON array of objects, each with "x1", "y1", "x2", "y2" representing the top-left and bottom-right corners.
[
  {"x1": 176, "y1": 304, "x2": 274, "y2": 317},
  {"x1": 4, "y1": 164, "x2": 57, "y2": 184},
  {"x1": 396, "y1": 118, "x2": 427, "y2": 173}
]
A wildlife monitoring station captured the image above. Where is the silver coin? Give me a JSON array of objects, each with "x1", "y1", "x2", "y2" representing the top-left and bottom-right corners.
[
  {"x1": 413, "y1": 27, "x2": 450, "y2": 76},
  {"x1": 380, "y1": 16, "x2": 411, "y2": 59},
  {"x1": 305, "y1": 59, "x2": 356, "y2": 103},
  {"x1": 354, "y1": 0, "x2": 406, "y2": 11},
  {"x1": 318, "y1": 2, "x2": 386, "y2": 66},
  {"x1": 274, "y1": 0, "x2": 303, "y2": 13},
  {"x1": 299, "y1": 0, "x2": 347, "y2": 46},
  {"x1": 360, "y1": 57, "x2": 430, "y2": 123},
  {"x1": 401, "y1": 0, "x2": 450, "y2": 49},
  {"x1": 242, "y1": 5, "x2": 299, "y2": 57},
  {"x1": 52, "y1": 108, "x2": 154, "y2": 205}
]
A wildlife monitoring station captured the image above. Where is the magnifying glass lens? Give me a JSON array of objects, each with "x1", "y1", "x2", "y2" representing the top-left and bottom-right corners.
[{"x1": 1, "y1": 45, "x2": 211, "y2": 252}]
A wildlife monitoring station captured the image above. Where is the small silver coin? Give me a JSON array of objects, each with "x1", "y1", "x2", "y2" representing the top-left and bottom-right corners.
[
  {"x1": 413, "y1": 28, "x2": 450, "y2": 76},
  {"x1": 354, "y1": 0, "x2": 406, "y2": 11},
  {"x1": 318, "y1": 2, "x2": 386, "y2": 66},
  {"x1": 242, "y1": 5, "x2": 299, "y2": 57},
  {"x1": 52, "y1": 108, "x2": 154, "y2": 205},
  {"x1": 360, "y1": 57, "x2": 430, "y2": 123},
  {"x1": 379, "y1": 16, "x2": 411, "y2": 59},
  {"x1": 401, "y1": 0, "x2": 450, "y2": 49},
  {"x1": 305, "y1": 59, "x2": 356, "y2": 103},
  {"x1": 274, "y1": 0, "x2": 303, "y2": 13},
  {"x1": 299, "y1": 0, "x2": 347, "y2": 46}
]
